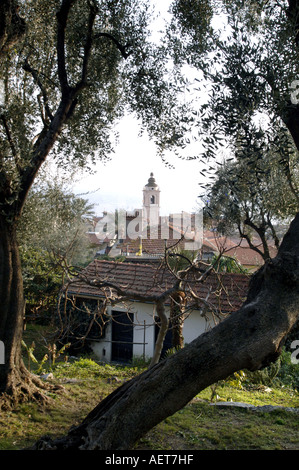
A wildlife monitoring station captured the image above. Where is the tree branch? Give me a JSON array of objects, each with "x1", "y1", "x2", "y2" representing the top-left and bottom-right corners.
[
  {"x1": 73, "y1": 272, "x2": 181, "y2": 306},
  {"x1": 244, "y1": 214, "x2": 271, "y2": 260},
  {"x1": 150, "y1": 299, "x2": 169, "y2": 366},
  {"x1": 23, "y1": 59, "x2": 54, "y2": 122},
  {"x1": 56, "y1": 0, "x2": 75, "y2": 97},
  {"x1": 266, "y1": 213, "x2": 280, "y2": 250},
  {"x1": 0, "y1": 113, "x2": 17, "y2": 159},
  {"x1": 237, "y1": 222, "x2": 266, "y2": 260},
  {"x1": 78, "y1": 1, "x2": 98, "y2": 89},
  {"x1": 93, "y1": 32, "x2": 132, "y2": 59}
]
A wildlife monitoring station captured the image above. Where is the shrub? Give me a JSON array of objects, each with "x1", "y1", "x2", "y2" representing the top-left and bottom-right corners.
[{"x1": 276, "y1": 349, "x2": 299, "y2": 391}]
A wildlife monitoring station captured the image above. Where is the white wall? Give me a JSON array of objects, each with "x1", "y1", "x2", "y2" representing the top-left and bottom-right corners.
[
  {"x1": 183, "y1": 310, "x2": 217, "y2": 345},
  {"x1": 90, "y1": 300, "x2": 214, "y2": 363},
  {"x1": 90, "y1": 301, "x2": 157, "y2": 362}
]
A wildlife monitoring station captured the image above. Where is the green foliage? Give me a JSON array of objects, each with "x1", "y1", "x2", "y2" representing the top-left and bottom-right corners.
[
  {"x1": 0, "y1": 0, "x2": 195, "y2": 224},
  {"x1": 20, "y1": 246, "x2": 62, "y2": 320},
  {"x1": 227, "y1": 370, "x2": 247, "y2": 388},
  {"x1": 56, "y1": 297, "x2": 108, "y2": 352},
  {"x1": 276, "y1": 349, "x2": 299, "y2": 391},
  {"x1": 248, "y1": 349, "x2": 299, "y2": 391},
  {"x1": 211, "y1": 254, "x2": 248, "y2": 273},
  {"x1": 17, "y1": 170, "x2": 95, "y2": 320},
  {"x1": 52, "y1": 356, "x2": 142, "y2": 381},
  {"x1": 163, "y1": 346, "x2": 182, "y2": 359},
  {"x1": 21, "y1": 340, "x2": 39, "y2": 372},
  {"x1": 22, "y1": 338, "x2": 71, "y2": 374},
  {"x1": 245, "y1": 362, "x2": 282, "y2": 388},
  {"x1": 167, "y1": 0, "x2": 214, "y2": 67},
  {"x1": 21, "y1": 340, "x2": 48, "y2": 373},
  {"x1": 201, "y1": 139, "x2": 299, "y2": 261},
  {"x1": 166, "y1": 249, "x2": 197, "y2": 272},
  {"x1": 129, "y1": 355, "x2": 151, "y2": 368},
  {"x1": 203, "y1": 148, "x2": 298, "y2": 235},
  {"x1": 55, "y1": 357, "x2": 104, "y2": 378},
  {"x1": 170, "y1": 0, "x2": 299, "y2": 220},
  {"x1": 208, "y1": 348, "x2": 299, "y2": 404},
  {"x1": 18, "y1": 171, "x2": 94, "y2": 261},
  {"x1": 47, "y1": 342, "x2": 71, "y2": 368},
  {"x1": 222, "y1": 350, "x2": 299, "y2": 394}
]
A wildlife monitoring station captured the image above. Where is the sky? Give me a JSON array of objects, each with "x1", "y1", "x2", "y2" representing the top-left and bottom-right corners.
[
  {"x1": 73, "y1": 114, "x2": 206, "y2": 217},
  {"x1": 71, "y1": 1, "x2": 222, "y2": 217}
]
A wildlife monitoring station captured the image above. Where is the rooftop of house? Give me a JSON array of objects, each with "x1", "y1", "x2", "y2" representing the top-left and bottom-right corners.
[
  {"x1": 202, "y1": 230, "x2": 278, "y2": 267},
  {"x1": 66, "y1": 259, "x2": 250, "y2": 315},
  {"x1": 85, "y1": 172, "x2": 280, "y2": 271},
  {"x1": 88, "y1": 223, "x2": 277, "y2": 270}
]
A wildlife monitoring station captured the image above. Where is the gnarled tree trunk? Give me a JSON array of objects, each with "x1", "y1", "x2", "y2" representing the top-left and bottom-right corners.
[
  {"x1": 31, "y1": 212, "x2": 299, "y2": 450},
  {"x1": 150, "y1": 300, "x2": 169, "y2": 367},
  {"x1": 0, "y1": 0, "x2": 87, "y2": 404},
  {"x1": 0, "y1": 217, "x2": 52, "y2": 409}
]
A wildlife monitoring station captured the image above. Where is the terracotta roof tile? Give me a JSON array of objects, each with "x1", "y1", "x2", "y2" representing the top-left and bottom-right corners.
[{"x1": 66, "y1": 260, "x2": 250, "y2": 314}]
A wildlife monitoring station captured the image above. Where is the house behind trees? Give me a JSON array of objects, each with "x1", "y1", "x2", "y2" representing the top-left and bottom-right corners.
[{"x1": 61, "y1": 260, "x2": 249, "y2": 363}]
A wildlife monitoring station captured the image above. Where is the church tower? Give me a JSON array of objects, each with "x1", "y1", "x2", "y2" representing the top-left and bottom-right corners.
[{"x1": 142, "y1": 172, "x2": 160, "y2": 224}]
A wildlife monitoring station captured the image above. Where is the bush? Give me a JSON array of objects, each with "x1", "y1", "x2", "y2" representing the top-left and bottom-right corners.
[
  {"x1": 276, "y1": 349, "x2": 299, "y2": 391},
  {"x1": 243, "y1": 349, "x2": 299, "y2": 391},
  {"x1": 220, "y1": 349, "x2": 299, "y2": 393},
  {"x1": 53, "y1": 357, "x2": 104, "y2": 378},
  {"x1": 245, "y1": 360, "x2": 281, "y2": 387}
]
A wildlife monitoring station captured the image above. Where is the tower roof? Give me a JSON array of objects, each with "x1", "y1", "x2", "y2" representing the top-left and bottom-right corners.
[{"x1": 145, "y1": 172, "x2": 158, "y2": 188}]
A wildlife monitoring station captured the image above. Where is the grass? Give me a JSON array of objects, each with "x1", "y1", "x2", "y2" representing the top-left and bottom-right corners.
[
  {"x1": 137, "y1": 393, "x2": 299, "y2": 451},
  {"x1": 0, "y1": 324, "x2": 298, "y2": 451}
]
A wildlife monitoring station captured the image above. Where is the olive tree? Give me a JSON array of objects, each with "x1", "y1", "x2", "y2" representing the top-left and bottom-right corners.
[
  {"x1": 0, "y1": 0, "x2": 191, "y2": 407},
  {"x1": 203, "y1": 145, "x2": 299, "y2": 260},
  {"x1": 2, "y1": 0, "x2": 299, "y2": 451},
  {"x1": 18, "y1": 170, "x2": 95, "y2": 320},
  {"x1": 28, "y1": 0, "x2": 299, "y2": 450}
]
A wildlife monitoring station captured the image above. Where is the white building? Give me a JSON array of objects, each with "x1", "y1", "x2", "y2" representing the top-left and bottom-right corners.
[
  {"x1": 63, "y1": 260, "x2": 249, "y2": 363},
  {"x1": 142, "y1": 172, "x2": 160, "y2": 226}
]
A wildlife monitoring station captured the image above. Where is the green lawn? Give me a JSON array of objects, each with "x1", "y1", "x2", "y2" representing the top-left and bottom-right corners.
[{"x1": 0, "y1": 325, "x2": 297, "y2": 451}]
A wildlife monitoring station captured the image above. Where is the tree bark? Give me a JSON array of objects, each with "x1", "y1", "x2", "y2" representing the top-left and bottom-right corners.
[
  {"x1": 0, "y1": 1, "x2": 91, "y2": 405},
  {"x1": 170, "y1": 292, "x2": 185, "y2": 349},
  {"x1": 150, "y1": 300, "x2": 169, "y2": 367},
  {"x1": 0, "y1": 217, "x2": 55, "y2": 409},
  {"x1": 31, "y1": 212, "x2": 299, "y2": 450},
  {"x1": 0, "y1": 93, "x2": 82, "y2": 406},
  {"x1": 282, "y1": 103, "x2": 299, "y2": 152}
]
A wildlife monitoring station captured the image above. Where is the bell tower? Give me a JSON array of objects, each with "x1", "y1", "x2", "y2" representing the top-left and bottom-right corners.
[{"x1": 142, "y1": 172, "x2": 160, "y2": 225}]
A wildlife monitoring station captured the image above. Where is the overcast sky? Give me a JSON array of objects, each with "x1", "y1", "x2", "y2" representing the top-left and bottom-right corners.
[
  {"x1": 72, "y1": 1, "x2": 224, "y2": 217},
  {"x1": 72, "y1": 113, "x2": 208, "y2": 216}
]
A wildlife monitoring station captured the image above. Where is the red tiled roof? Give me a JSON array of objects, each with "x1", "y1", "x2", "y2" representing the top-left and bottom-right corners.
[
  {"x1": 202, "y1": 230, "x2": 277, "y2": 267},
  {"x1": 87, "y1": 215, "x2": 197, "y2": 249},
  {"x1": 66, "y1": 260, "x2": 250, "y2": 314},
  {"x1": 88, "y1": 221, "x2": 278, "y2": 268},
  {"x1": 118, "y1": 237, "x2": 187, "y2": 255}
]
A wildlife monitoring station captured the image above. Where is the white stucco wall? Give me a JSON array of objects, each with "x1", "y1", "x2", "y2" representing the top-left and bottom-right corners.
[
  {"x1": 90, "y1": 301, "x2": 156, "y2": 362},
  {"x1": 90, "y1": 299, "x2": 215, "y2": 363},
  {"x1": 182, "y1": 310, "x2": 217, "y2": 345}
]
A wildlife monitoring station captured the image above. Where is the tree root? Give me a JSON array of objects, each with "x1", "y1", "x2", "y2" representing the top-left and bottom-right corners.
[{"x1": 0, "y1": 369, "x2": 65, "y2": 411}]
